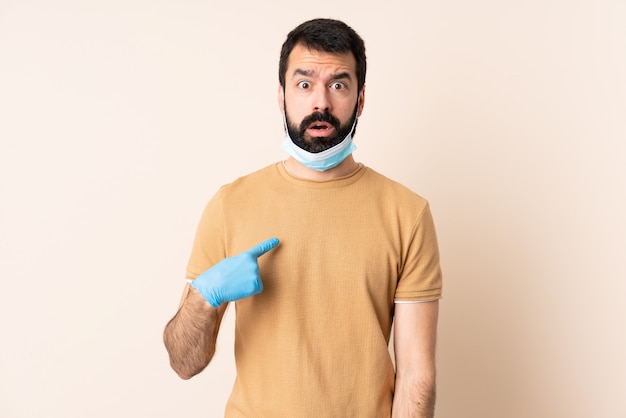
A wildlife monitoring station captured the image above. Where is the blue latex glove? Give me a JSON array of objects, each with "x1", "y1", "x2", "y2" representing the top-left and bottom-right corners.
[{"x1": 191, "y1": 238, "x2": 279, "y2": 307}]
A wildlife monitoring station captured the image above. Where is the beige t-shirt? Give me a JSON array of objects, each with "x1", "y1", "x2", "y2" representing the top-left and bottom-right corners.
[{"x1": 186, "y1": 163, "x2": 442, "y2": 417}]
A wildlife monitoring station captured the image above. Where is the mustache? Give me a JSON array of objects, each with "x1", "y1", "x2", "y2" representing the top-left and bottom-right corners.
[{"x1": 299, "y1": 110, "x2": 341, "y2": 133}]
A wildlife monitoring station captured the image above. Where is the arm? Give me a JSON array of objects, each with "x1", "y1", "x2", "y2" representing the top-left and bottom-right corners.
[
  {"x1": 392, "y1": 300, "x2": 439, "y2": 418},
  {"x1": 163, "y1": 237, "x2": 279, "y2": 379},
  {"x1": 163, "y1": 283, "x2": 227, "y2": 380}
]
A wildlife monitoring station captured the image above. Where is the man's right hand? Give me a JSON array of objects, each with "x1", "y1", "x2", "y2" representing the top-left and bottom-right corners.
[{"x1": 191, "y1": 238, "x2": 280, "y2": 307}]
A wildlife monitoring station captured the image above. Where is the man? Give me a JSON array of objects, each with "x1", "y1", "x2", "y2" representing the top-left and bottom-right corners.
[{"x1": 164, "y1": 18, "x2": 442, "y2": 418}]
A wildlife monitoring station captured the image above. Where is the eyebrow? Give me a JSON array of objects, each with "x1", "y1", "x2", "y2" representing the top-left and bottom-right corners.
[{"x1": 292, "y1": 69, "x2": 353, "y2": 81}]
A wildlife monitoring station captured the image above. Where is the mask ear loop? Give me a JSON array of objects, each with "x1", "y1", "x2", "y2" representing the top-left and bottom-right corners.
[
  {"x1": 348, "y1": 97, "x2": 360, "y2": 136},
  {"x1": 281, "y1": 87, "x2": 290, "y2": 134}
]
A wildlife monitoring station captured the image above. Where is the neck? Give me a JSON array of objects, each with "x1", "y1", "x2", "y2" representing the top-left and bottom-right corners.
[{"x1": 283, "y1": 155, "x2": 359, "y2": 181}]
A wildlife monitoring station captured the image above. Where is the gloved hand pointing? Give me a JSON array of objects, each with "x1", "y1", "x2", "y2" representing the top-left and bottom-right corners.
[{"x1": 191, "y1": 238, "x2": 279, "y2": 307}]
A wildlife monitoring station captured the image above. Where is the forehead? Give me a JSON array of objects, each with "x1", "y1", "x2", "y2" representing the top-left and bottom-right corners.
[{"x1": 286, "y1": 43, "x2": 356, "y2": 78}]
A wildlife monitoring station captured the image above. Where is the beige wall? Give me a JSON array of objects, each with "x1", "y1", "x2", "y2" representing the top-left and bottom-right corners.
[{"x1": 1, "y1": 1, "x2": 624, "y2": 417}]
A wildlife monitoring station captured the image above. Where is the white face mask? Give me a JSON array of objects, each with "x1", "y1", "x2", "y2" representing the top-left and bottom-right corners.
[{"x1": 281, "y1": 97, "x2": 359, "y2": 172}]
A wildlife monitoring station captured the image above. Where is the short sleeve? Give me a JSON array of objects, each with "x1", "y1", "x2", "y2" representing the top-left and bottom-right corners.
[
  {"x1": 394, "y1": 203, "x2": 443, "y2": 301},
  {"x1": 185, "y1": 188, "x2": 227, "y2": 279}
]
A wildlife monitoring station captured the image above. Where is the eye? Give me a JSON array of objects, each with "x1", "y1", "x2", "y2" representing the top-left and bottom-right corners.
[
  {"x1": 330, "y1": 82, "x2": 346, "y2": 90},
  {"x1": 297, "y1": 81, "x2": 311, "y2": 89}
]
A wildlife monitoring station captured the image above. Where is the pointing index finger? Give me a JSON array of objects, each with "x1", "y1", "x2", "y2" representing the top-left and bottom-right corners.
[{"x1": 247, "y1": 238, "x2": 280, "y2": 258}]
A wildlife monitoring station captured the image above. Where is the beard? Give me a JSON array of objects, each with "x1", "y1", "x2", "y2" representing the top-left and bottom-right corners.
[{"x1": 285, "y1": 105, "x2": 359, "y2": 153}]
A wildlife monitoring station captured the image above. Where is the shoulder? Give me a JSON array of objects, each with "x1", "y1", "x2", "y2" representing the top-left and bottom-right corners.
[
  {"x1": 216, "y1": 163, "x2": 281, "y2": 197},
  {"x1": 361, "y1": 166, "x2": 430, "y2": 211}
]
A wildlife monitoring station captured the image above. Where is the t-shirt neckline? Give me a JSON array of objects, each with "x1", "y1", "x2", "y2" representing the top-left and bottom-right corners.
[{"x1": 274, "y1": 161, "x2": 367, "y2": 189}]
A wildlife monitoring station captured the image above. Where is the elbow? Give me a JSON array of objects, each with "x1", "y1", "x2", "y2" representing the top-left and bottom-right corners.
[
  {"x1": 169, "y1": 357, "x2": 209, "y2": 380},
  {"x1": 163, "y1": 311, "x2": 217, "y2": 380},
  {"x1": 167, "y1": 348, "x2": 214, "y2": 380},
  {"x1": 175, "y1": 369, "x2": 194, "y2": 381},
  {"x1": 165, "y1": 342, "x2": 215, "y2": 381}
]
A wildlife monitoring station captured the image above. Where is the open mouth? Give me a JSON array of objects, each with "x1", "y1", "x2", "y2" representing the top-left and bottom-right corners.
[
  {"x1": 306, "y1": 122, "x2": 335, "y2": 138},
  {"x1": 309, "y1": 122, "x2": 332, "y2": 130}
]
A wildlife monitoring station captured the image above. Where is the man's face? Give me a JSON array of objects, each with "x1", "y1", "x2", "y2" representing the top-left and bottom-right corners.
[{"x1": 280, "y1": 44, "x2": 364, "y2": 153}]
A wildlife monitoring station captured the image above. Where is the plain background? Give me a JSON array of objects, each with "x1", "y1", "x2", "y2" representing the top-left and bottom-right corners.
[{"x1": 1, "y1": 0, "x2": 625, "y2": 417}]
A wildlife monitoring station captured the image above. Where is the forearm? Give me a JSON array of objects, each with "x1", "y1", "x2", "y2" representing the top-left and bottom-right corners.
[
  {"x1": 392, "y1": 301, "x2": 439, "y2": 418},
  {"x1": 392, "y1": 369, "x2": 436, "y2": 418},
  {"x1": 163, "y1": 286, "x2": 223, "y2": 379}
]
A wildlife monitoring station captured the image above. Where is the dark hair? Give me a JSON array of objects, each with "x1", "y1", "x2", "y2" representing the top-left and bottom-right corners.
[{"x1": 279, "y1": 18, "x2": 367, "y2": 93}]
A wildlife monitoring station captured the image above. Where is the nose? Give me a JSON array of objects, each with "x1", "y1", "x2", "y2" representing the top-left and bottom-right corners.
[{"x1": 312, "y1": 86, "x2": 331, "y2": 113}]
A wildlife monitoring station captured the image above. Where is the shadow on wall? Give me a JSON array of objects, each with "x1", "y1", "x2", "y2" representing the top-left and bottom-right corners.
[
  {"x1": 432, "y1": 162, "x2": 602, "y2": 418},
  {"x1": 435, "y1": 192, "x2": 538, "y2": 417}
]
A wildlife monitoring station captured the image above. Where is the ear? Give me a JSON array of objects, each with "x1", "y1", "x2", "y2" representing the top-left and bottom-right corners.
[
  {"x1": 278, "y1": 84, "x2": 285, "y2": 113},
  {"x1": 357, "y1": 85, "x2": 366, "y2": 117}
]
